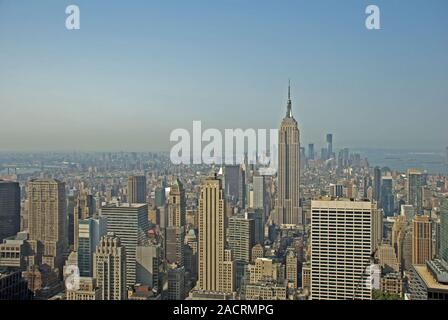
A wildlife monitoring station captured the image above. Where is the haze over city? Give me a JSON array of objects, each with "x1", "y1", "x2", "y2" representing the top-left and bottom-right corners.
[{"x1": 1, "y1": 0, "x2": 447, "y2": 151}]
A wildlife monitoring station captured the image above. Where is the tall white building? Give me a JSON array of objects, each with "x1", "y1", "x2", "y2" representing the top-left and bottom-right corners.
[
  {"x1": 310, "y1": 198, "x2": 382, "y2": 300},
  {"x1": 100, "y1": 203, "x2": 149, "y2": 287},
  {"x1": 93, "y1": 233, "x2": 126, "y2": 300},
  {"x1": 197, "y1": 175, "x2": 234, "y2": 293}
]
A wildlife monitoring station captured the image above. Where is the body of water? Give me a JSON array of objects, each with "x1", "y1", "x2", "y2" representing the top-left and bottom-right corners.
[{"x1": 353, "y1": 148, "x2": 448, "y2": 175}]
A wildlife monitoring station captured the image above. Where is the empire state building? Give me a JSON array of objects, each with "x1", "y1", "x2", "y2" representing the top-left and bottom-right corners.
[{"x1": 274, "y1": 82, "x2": 301, "y2": 226}]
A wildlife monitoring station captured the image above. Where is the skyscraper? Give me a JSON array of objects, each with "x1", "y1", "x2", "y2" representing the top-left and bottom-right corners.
[
  {"x1": 154, "y1": 186, "x2": 166, "y2": 208},
  {"x1": 228, "y1": 213, "x2": 255, "y2": 264},
  {"x1": 93, "y1": 232, "x2": 126, "y2": 300},
  {"x1": 74, "y1": 191, "x2": 94, "y2": 251},
  {"x1": 0, "y1": 180, "x2": 20, "y2": 242},
  {"x1": 165, "y1": 227, "x2": 184, "y2": 266},
  {"x1": 373, "y1": 167, "x2": 382, "y2": 203},
  {"x1": 167, "y1": 265, "x2": 186, "y2": 300},
  {"x1": 246, "y1": 208, "x2": 264, "y2": 245},
  {"x1": 100, "y1": 203, "x2": 149, "y2": 287},
  {"x1": 166, "y1": 178, "x2": 186, "y2": 265},
  {"x1": 197, "y1": 175, "x2": 234, "y2": 293},
  {"x1": 224, "y1": 165, "x2": 245, "y2": 208},
  {"x1": 274, "y1": 82, "x2": 301, "y2": 226},
  {"x1": 136, "y1": 244, "x2": 160, "y2": 291},
  {"x1": 407, "y1": 169, "x2": 424, "y2": 214},
  {"x1": 27, "y1": 179, "x2": 67, "y2": 270},
  {"x1": 326, "y1": 134, "x2": 333, "y2": 159},
  {"x1": 308, "y1": 143, "x2": 315, "y2": 160},
  {"x1": 286, "y1": 249, "x2": 298, "y2": 289},
  {"x1": 77, "y1": 217, "x2": 107, "y2": 277},
  {"x1": 300, "y1": 147, "x2": 306, "y2": 172},
  {"x1": 127, "y1": 175, "x2": 146, "y2": 204},
  {"x1": 381, "y1": 176, "x2": 394, "y2": 216},
  {"x1": 310, "y1": 198, "x2": 381, "y2": 300},
  {"x1": 440, "y1": 199, "x2": 448, "y2": 263},
  {"x1": 167, "y1": 178, "x2": 186, "y2": 227},
  {"x1": 392, "y1": 212, "x2": 413, "y2": 271},
  {"x1": 252, "y1": 175, "x2": 265, "y2": 211},
  {"x1": 412, "y1": 215, "x2": 432, "y2": 265}
]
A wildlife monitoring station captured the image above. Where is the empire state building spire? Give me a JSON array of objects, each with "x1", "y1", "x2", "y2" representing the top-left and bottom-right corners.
[{"x1": 286, "y1": 79, "x2": 292, "y2": 118}]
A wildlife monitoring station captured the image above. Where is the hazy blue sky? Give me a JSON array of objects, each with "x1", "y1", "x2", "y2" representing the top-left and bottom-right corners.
[{"x1": 0, "y1": 0, "x2": 447, "y2": 152}]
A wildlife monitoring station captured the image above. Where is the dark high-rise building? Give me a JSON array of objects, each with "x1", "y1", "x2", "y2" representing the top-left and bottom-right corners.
[
  {"x1": 165, "y1": 227, "x2": 184, "y2": 266},
  {"x1": 362, "y1": 175, "x2": 372, "y2": 199},
  {"x1": 224, "y1": 165, "x2": 245, "y2": 208},
  {"x1": 77, "y1": 217, "x2": 106, "y2": 277},
  {"x1": 381, "y1": 177, "x2": 394, "y2": 217},
  {"x1": 167, "y1": 265, "x2": 186, "y2": 300},
  {"x1": 0, "y1": 180, "x2": 20, "y2": 242},
  {"x1": 154, "y1": 186, "x2": 166, "y2": 208},
  {"x1": 67, "y1": 194, "x2": 76, "y2": 248},
  {"x1": 326, "y1": 134, "x2": 333, "y2": 159},
  {"x1": 308, "y1": 143, "x2": 314, "y2": 160},
  {"x1": 247, "y1": 209, "x2": 264, "y2": 245},
  {"x1": 300, "y1": 147, "x2": 306, "y2": 171},
  {"x1": 407, "y1": 169, "x2": 424, "y2": 214},
  {"x1": 128, "y1": 175, "x2": 146, "y2": 204},
  {"x1": 373, "y1": 167, "x2": 382, "y2": 203},
  {"x1": 0, "y1": 271, "x2": 32, "y2": 300}
]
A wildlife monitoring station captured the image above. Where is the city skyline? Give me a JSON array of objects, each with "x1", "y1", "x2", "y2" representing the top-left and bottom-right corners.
[
  {"x1": 1, "y1": 0, "x2": 448, "y2": 151},
  {"x1": 1, "y1": 0, "x2": 448, "y2": 305}
]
